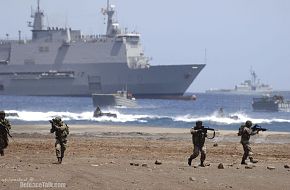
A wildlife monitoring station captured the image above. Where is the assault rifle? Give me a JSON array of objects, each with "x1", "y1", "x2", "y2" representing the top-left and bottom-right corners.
[
  {"x1": 251, "y1": 124, "x2": 267, "y2": 132},
  {"x1": 201, "y1": 126, "x2": 216, "y2": 139},
  {"x1": 0, "y1": 121, "x2": 12, "y2": 138},
  {"x1": 49, "y1": 118, "x2": 58, "y2": 125},
  {"x1": 49, "y1": 119, "x2": 59, "y2": 132}
]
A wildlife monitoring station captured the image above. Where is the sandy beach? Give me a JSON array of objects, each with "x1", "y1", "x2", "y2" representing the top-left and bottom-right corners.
[{"x1": 1, "y1": 125, "x2": 290, "y2": 190}]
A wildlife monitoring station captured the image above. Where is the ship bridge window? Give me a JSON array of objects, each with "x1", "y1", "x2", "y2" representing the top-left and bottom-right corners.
[
  {"x1": 127, "y1": 36, "x2": 139, "y2": 39},
  {"x1": 115, "y1": 36, "x2": 123, "y2": 42},
  {"x1": 126, "y1": 36, "x2": 139, "y2": 43}
]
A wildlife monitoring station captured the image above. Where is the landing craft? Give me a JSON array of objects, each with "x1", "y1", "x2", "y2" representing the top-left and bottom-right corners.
[
  {"x1": 0, "y1": 0, "x2": 205, "y2": 98},
  {"x1": 92, "y1": 90, "x2": 138, "y2": 108},
  {"x1": 252, "y1": 95, "x2": 290, "y2": 112}
]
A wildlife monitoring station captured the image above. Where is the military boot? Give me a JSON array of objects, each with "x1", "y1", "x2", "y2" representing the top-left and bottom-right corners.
[
  {"x1": 0, "y1": 150, "x2": 4, "y2": 156},
  {"x1": 200, "y1": 161, "x2": 205, "y2": 167},
  {"x1": 241, "y1": 161, "x2": 247, "y2": 165},
  {"x1": 57, "y1": 157, "x2": 62, "y2": 164},
  {"x1": 249, "y1": 157, "x2": 258, "y2": 163},
  {"x1": 187, "y1": 158, "x2": 192, "y2": 166}
]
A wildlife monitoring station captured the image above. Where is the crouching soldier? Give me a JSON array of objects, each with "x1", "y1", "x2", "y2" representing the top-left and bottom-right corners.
[
  {"x1": 50, "y1": 117, "x2": 69, "y2": 164},
  {"x1": 0, "y1": 111, "x2": 11, "y2": 156}
]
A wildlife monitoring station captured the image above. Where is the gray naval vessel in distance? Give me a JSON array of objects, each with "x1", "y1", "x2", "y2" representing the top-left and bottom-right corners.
[{"x1": 0, "y1": 0, "x2": 205, "y2": 98}]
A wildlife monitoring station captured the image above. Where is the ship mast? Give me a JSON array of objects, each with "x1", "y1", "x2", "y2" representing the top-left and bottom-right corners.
[
  {"x1": 102, "y1": 0, "x2": 120, "y2": 37},
  {"x1": 28, "y1": 0, "x2": 44, "y2": 40},
  {"x1": 250, "y1": 68, "x2": 257, "y2": 87},
  {"x1": 107, "y1": 0, "x2": 110, "y2": 11},
  {"x1": 204, "y1": 48, "x2": 207, "y2": 64},
  {"x1": 37, "y1": 0, "x2": 40, "y2": 12},
  {"x1": 31, "y1": 0, "x2": 44, "y2": 31}
]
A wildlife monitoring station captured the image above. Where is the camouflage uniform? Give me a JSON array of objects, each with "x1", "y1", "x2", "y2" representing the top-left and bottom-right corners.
[
  {"x1": 50, "y1": 117, "x2": 69, "y2": 164},
  {"x1": 188, "y1": 121, "x2": 207, "y2": 167},
  {"x1": 238, "y1": 120, "x2": 258, "y2": 164},
  {"x1": 0, "y1": 111, "x2": 11, "y2": 156}
]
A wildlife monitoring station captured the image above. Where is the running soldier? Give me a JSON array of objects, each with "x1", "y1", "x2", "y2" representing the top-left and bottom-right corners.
[
  {"x1": 50, "y1": 117, "x2": 69, "y2": 164},
  {"x1": 238, "y1": 120, "x2": 259, "y2": 165}
]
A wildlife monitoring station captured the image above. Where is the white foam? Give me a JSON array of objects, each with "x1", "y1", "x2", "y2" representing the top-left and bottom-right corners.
[
  {"x1": 173, "y1": 111, "x2": 290, "y2": 125},
  {"x1": 5, "y1": 109, "x2": 290, "y2": 125},
  {"x1": 5, "y1": 109, "x2": 156, "y2": 123}
]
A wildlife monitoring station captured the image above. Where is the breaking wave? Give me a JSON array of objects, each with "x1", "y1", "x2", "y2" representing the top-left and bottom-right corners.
[
  {"x1": 5, "y1": 109, "x2": 161, "y2": 123},
  {"x1": 5, "y1": 110, "x2": 290, "y2": 126},
  {"x1": 173, "y1": 111, "x2": 290, "y2": 125}
]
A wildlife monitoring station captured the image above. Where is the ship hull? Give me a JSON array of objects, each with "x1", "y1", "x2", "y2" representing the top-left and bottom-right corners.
[
  {"x1": 92, "y1": 94, "x2": 137, "y2": 108},
  {"x1": 252, "y1": 96, "x2": 290, "y2": 112},
  {"x1": 0, "y1": 63, "x2": 205, "y2": 98},
  {"x1": 252, "y1": 101, "x2": 279, "y2": 111},
  {"x1": 206, "y1": 89, "x2": 272, "y2": 95}
]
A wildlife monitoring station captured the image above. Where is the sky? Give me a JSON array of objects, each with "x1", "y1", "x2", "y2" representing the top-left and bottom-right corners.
[{"x1": 1, "y1": 0, "x2": 290, "y2": 92}]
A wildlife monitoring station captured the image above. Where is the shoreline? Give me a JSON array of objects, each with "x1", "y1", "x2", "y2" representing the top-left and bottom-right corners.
[
  {"x1": 10, "y1": 124, "x2": 290, "y2": 144},
  {"x1": 11, "y1": 124, "x2": 290, "y2": 134}
]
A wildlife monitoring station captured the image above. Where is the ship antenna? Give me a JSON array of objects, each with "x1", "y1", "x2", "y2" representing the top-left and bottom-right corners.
[
  {"x1": 107, "y1": 0, "x2": 110, "y2": 11},
  {"x1": 250, "y1": 67, "x2": 257, "y2": 86},
  {"x1": 31, "y1": 6, "x2": 33, "y2": 18},
  {"x1": 65, "y1": 14, "x2": 68, "y2": 28},
  {"x1": 46, "y1": 14, "x2": 50, "y2": 28},
  {"x1": 204, "y1": 48, "x2": 207, "y2": 64},
  {"x1": 37, "y1": 0, "x2": 40, "y2": 12}
]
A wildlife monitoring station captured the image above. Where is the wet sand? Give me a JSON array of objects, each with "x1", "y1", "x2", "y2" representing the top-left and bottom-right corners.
[{"x1": 0, "y1": 125, "x2": 290, "y2": 190}]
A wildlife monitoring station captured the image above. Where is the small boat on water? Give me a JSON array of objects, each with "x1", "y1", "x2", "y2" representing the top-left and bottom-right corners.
[
  {"x1": 92, "y1": 90, "x2": 137, "y2": 108},
  {"x1": 93, "y1": 107, "x2": 117, "y2": 118},
  {"x1": 252, "y1": 95, "x2": 290, "y2": 112}
]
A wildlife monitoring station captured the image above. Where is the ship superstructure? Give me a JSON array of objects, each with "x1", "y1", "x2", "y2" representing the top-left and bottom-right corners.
[{"x1": 0, "y1": 0, "x2": 205, "y2": 97}]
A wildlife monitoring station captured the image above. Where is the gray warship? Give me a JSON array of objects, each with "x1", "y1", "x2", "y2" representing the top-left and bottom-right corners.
[
  {"x1": 0, "y1": 0, "x2": 205, "y2": 98},
  {"x1": 206, "y1": 69, "x2": 272, "y2": 95}
]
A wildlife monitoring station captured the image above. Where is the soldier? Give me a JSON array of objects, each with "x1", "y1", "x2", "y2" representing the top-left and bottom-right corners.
[
  {"x1": 188, "y1": 121, "x2": 207, "y2": 167},
  {"x1": 50, "y1": 117, "x2": 69, "y2": 164},
  {"x1": 238, "y1": 120, "x2": 258, "y2": 165},
  {"x1": 93, "y1": 106, "x2": 102, "y2": 117},
  {"x1": 218, "y1": 107, "x2": 224, "y2": 117},
  {"x1": 0, "y1": 111, "x2": 11, "y2": 156}
]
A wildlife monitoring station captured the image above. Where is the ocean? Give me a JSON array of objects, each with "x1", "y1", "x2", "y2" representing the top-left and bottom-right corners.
[{"x1": 1, "y1": 92, "x2": 290, "y2": 132}]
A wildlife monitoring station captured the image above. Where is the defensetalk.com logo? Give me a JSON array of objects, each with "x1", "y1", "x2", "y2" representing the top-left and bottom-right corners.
[{"x1": 20, "y1": 181, "x2": 66, "y2": 188}]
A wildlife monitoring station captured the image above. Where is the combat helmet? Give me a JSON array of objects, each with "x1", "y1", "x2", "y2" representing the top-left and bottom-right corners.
[
  {"x1": 245, "y1": 120, "x2": 252, "y2": 127},
  {"x1": 54, "y1": 116, "x2": 62, "y2": 123},
  {"x1": 196, "y1": 120, "x2": 203, "y2": 126},
  {"x1": 0, "y1": 111, "x2": 5, "y2": 117}
]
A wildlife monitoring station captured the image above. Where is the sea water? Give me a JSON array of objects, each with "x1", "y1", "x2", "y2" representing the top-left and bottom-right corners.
[{"x1": 1, "y1": 92, "x2": 290, "y2": 132}]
